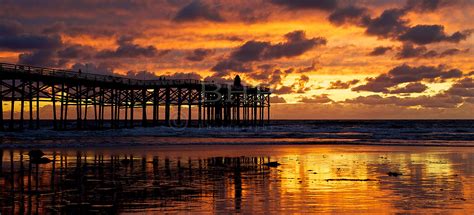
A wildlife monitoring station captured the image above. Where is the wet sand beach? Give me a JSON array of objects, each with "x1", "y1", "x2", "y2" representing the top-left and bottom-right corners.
[{"x1": 1, "y1": 144, "x2": 474, "y2": 214}]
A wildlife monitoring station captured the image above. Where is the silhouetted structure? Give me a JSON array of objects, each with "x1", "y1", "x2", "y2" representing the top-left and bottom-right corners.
[
  {"x1": 234, "y1": 75, "x2": 242, "y2": 87},
  {"x1": 0, "y1": 63, "x2": 271, "y2": 130}
]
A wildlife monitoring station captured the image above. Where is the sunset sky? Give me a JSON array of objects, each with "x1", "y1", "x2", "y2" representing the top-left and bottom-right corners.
[{"x1": 1, "y1": 0, "x2": 474, "y2": 119}]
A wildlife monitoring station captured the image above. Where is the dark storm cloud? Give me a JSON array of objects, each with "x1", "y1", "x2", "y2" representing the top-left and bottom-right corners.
[
  {"x1": 212, "y1": 31, "x2": 326, "y2": 73},
  {"x1": 398, "y1": 25, "x2": 472, "y2": 45},
  {"x1": 353, "y1": 64, "x2": 463, "y2": 93},
  {"x1": 267, "y1": 69, "x2": 285, "y2": 85},
  {"x1": 295, "y1": 63, "x2": 318, "y2": 73},
  {"x1": 237, "y1": 7, "x2": 272, "y2": 24},
  {"x1": 369, "y1": 46, "x2": 393, "y2": 56},
  {"x1": 388, "y1": 82, "x2": 428, "y2": 94},
  {"x1": 0, "y1": 0, "x2": 160, "y2": 38},
  {"x1": 7, "y1": 33, "x2": 70, "y2": 67},
  {"x1": 0, "y1": 34, "x2": 62, "y2": 51},
  {"x1": 42, "y1": 22, "x2": 119, "y2": 38},
  {"x1": 328, "y1": 6, "x2": 369, "y2": 26},
  {"x1": 157, "y1": 49, "x2": 172, "y2": 57},
  {"x1": 280, "y1": 31, "x2": 327, "y2": 56},
  {"x1": 404, "y1": 0, "x2": 457, "y2": 12},
  {"x1": 271, "y1": 0, "x2": 339, "y2": 11},
  {"x1": 96, "y1": 36, "x2": 158, "y2": 58},
  {"x1": 0, "y1": 19, "x2": 23, "y2": 36},
  {"x1": 298, "y1": 74, "x2": 309, "y2": 83},
  {"x1": 55, "y1": 26, "x2": 118, "y2": 38},
  {"x1": 42, "y1": 22, "x2": 65, "y2": 34},
  {"x1": 1, "y1": 0, "x2": 152, "y2": 11},
  {"x1": 126, "y1": 69, "x2": 202, "y2": 80},
  {"x1": 186, "y1": 48, "x2": 214, "y2": 61},
  {"x1": 247, "y1": 69, "x2": 276, "y2": 83},
  {"x1": 272, "y1": 74, "x2": 313, "y2": 95},
  {"x1": 18, "y1": 49, "x2": 64, "y2": 67},
  {"x1": 363, "y1": 8, "x2": 409, "y2": 38},
  {"x1": 293, "y1": 75, "x2": 311, "y2": 93},
  {"x1": 273, "y1": 85, "x2": 295, "y2": 94},
  {"x1": 208, "y1": 34, "x2": 244, "y2": 42},
  {"x1": 211, "y1": 59, "x2": 252, "y2": 73},
  {"x1": 203, "y1": 74, "x2": 234, "y2": 84},
  {"x1": 0, "y1": 20, "x2": 63, "y2": 62},
  {"x1": 125, "y1": 70, "x2": 160, "y2": 80},
  {"x1": 327, "y1": 2, "x2": 472, "y2": 45},
  {"x1": 264, "y1": 64, "x2": 315, "y2": 75},
  {"x1": 345, "y1": 94, "x2": 463, "y2": 108},
  {"x1": 396, "y1": 43, "x2": 428, "y2": 59},
  {"x1": 396, "y1": 44, "x2": 469, "y2": 59},
  {"x1": 445, "y1": 78, "x2": 474, "y2": 97},
  {"x1": 393, "y1": 94, "x2": 464, "y2": 108},
  {"x1": 71, "y1": 64, "x2": 203, "y2": 81},
  {"x1": 345, "y1": 95, "x2": 395, "y2": 105},
  {"x1": 270, "y1": 96, "x2": 287, "y2": 104},
  {"x1": 439, "y1": 48, "x2": 469, "y2": 57},
  {"x1": 13, "y1": 36, "x2": 161, "y2": 68},
  {"x1": 240, "y1": 65, "x2": 316, "y2": 95},
  {"x1": 465, "y1": 97, "x2": 474, "y2": 104},
  {"x1": 230, "y1": 31, "x2": 326, "y2": 62},
  {"x1": 328, "y1": 79, "x2": 359, "y2": 89},
  {"x1": 71, "y1": 62, "x2": 116, "y2": 76},
  {"x1": 174, "y1": 0, "x2": 224, "y2": 22},
  {"x1": 422, "y1": 50, "x2": 439, "y2": 58},
  {"x1": 246, "y1": 66, "x2": 306, "y2": 87},
  {"x1": 57, "y1": 45, "x2": 95, "y2": 59},
  {"x1": 230, "y1": 41, "x2": 269, "y2": 62},
  {"x1": 275, "y1": 0, "x2": 459, "y2": 14},
  {"x1": 165, "y1": 72, "x2": 202, "y2": 80},
  {"x1": 327, "y1": 6, "x2": 410, "y2": 39},
  {"x1": 298, "y1": 94, "x2": 333, "y2": 103}
]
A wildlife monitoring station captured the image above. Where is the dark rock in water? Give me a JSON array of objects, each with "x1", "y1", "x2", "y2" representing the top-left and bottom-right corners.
[
  {"x1": 31, "y1": 157, "x2": 51, "y2": 164},
  {"x1": 28, "y1": 150, "x2": 45, "y2": 159},
  {"x1": 387, "y1": 171, "x2": 402, "y2": 177},
  {"x1": 264, "y1": 162, "x2": 281, "y2": 167},
  {"x1": 28, "y1": 150, "x2": 51, "y2": 164}
]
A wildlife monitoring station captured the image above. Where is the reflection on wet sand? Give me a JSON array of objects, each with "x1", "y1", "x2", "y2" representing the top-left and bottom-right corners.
[{"x1": 1, "y1": 145, "x2": 474, "y2": 214}]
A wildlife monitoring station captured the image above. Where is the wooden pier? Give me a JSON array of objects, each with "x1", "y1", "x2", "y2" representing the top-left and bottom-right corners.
[{"x1": 0, "y1": 63, "x2": 271, "y2": 130}]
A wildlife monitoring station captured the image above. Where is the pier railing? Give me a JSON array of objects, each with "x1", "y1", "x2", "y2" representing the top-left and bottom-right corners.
[{"x1": 0, "y1": 62, "x2": 270, "y2": 91}]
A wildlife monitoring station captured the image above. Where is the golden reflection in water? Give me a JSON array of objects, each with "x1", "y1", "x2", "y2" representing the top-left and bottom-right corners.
[{"x1": 0, "y1": 145, "x2": 473, "y2": 214}]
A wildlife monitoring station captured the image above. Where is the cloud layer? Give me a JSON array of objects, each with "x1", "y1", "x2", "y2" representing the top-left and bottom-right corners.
[{"x1": 0, "y1": 0, "x2": 473, "y2": 118}]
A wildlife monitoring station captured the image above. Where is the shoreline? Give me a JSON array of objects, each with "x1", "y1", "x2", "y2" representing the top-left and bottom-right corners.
[{"x1": 2, "y1": 135, "x2": 474, "y2": 149}]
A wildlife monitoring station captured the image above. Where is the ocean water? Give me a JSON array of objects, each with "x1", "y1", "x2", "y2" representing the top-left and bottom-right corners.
[
  {"x1": 2, "y1": 120, "x2": 474, "y2": 147},
  {"x1": 1, "y1": 120, "x2": 474, "y2": 213}
]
